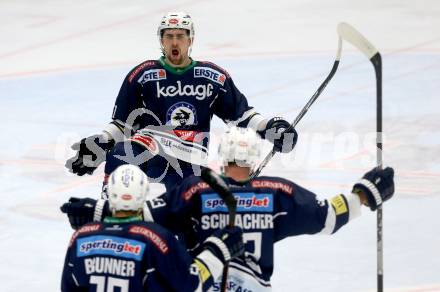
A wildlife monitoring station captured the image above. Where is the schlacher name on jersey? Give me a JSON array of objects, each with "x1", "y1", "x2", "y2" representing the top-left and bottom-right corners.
[
  {"x1": 194, "y1": 67, "x2": 226, "y2": 86},
  {"x1": 137, "y1": 69, "x2": 167, "y2": 84},
  {"x1": 201, "y1": 213, "x2": 273, "y2": 230}
]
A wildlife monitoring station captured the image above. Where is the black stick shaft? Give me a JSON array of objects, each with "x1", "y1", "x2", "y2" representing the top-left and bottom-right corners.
[
  {"x1": 371, "y1": 53, "x2": 383, "y2": 292},
  {"x1": 200, "y1": 168, "x2": 236, "y2": 292},
  {"x1": 250, "y1": 38, "x2": 342, "y2": 179}
]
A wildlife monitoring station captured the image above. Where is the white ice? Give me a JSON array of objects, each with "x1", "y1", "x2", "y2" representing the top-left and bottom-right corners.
[{"x1": 1, "y1": 0, "x2": 439, "y2": 291}]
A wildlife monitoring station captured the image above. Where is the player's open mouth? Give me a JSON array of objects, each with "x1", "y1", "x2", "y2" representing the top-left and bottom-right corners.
[{"x1": 172, "y1": 49, "x2": 179, "y2": 57}]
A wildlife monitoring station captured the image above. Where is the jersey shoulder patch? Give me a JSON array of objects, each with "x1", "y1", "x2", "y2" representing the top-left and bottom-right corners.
[
  {"x1": 181, "y1": 176, "x2": 209, "y2": 201},
  {"x1": 197, "y1": 60, "x2": 231, "y2": 79},
  {"x1": 128, "y1": 223, "x2": 170, "y2": 254},
  {"x1": 251, "y1": 176, "x2": 295, "y2": 196},
  {"x1": 69, "y1": 223, "x2": 102, "y2": 247},
  {"x1": 128, "y1": 60, "x2": 159, "y2": 83}
]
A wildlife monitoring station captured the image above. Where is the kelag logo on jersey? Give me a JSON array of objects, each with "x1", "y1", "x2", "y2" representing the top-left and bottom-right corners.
[
  {"x1": 166, "y1": 102, "x2": 198, "y2": 126},
  {"x1": 194, "y1": 67, "x2": 226, "y2": 86},
  {"x1": 77, "y1": 235, "x2": 145, "y2": 261},
  {"x1": 137, "y1": 69, "x2": 166, "y2": 84},
  {"x1": 202, "y1": 193, "x2": 273, "y2": 213},
  {"x1": 156, "y1": 81, "x2": 213, "y2": 100}
]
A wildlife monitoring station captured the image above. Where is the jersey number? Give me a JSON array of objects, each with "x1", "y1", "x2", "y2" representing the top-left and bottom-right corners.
[
  {"x1": 90, "y1": 275, "x2": 129, "y2": 292},
  {"x1": 243, "y1": 232, "x2": 262, "y2": 274}
]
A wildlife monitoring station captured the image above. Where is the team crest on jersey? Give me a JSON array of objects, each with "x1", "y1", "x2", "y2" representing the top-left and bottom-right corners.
[
  {"x1": 166, "y1": 102, "x2": 198, "y2": 127},
  {"x1": 202, "y1": 193, "x2": 273, "y2": 213},
  {"x1": 194, "y1": 67, "x2": 226, "y2": 86},
  {"x1": 137, "y1": 69, "x2": 167, "y2": 84}
]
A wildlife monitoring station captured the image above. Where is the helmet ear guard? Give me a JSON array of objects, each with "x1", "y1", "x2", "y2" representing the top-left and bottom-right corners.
[
  {"x1": 107, "y1": 165, "x2": 149, "y2": 215},
  {"x1": 218, "y1": 127, "x2": 262, "y2": 173},
  {"x1": 157, "y1": 12, "x2": 195, "y2": 56}
]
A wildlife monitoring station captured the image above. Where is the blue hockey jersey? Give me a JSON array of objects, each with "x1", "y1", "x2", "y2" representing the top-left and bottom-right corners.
[
  {"x1": 102, "y1": 58, "x2": 268, "y2": 189},
  {"x1": 109, "y1": 57, "x2": 263, "y2": 166},
  {"x1": 61, "y1": 219, "x2": 219, "y2": 292},
  {"x1": 144, "y1": 175, "x2": 361, "y2": 291}
]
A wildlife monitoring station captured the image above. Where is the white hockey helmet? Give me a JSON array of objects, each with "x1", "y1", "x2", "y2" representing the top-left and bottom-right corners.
[
  {"x1": 218, "y1": 127, "x2": 261, "y2": 170},
  {"x1": 157, "y1": 12, "x2": 195, "y2": 54},
  {"x1": 107, "y1": 164, "x2": 149, "y2": 214}
]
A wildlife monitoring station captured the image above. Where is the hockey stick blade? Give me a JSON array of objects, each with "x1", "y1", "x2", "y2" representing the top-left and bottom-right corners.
[
  {"x1": 337, "y1": 22, "x2": 378, "y2": 59},
  {"x1": 337, "y1": 22, "x2": 382, "y2": 83}
]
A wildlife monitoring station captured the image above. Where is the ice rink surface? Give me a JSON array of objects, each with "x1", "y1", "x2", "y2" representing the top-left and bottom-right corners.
[{"x1": 1, "y1": 0, "x2": 439, "y2": 291}]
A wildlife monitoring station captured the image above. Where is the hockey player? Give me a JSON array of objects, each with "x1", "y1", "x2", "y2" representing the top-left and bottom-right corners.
[
  {"x1": 61, "y1": 164, "x2": 244, "y2": 292},
  {"x1": 65, "y1": 11, "x2": 298, "y2": 192},
  {"x1": 62, "y1": 127, "x2": 395, "y2": 291}
]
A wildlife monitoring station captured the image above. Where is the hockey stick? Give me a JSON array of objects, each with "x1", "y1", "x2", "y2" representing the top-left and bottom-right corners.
[
  {"x1": 249, "y1": 36, "x2": 343, "y2": 180},
  {"x1": 201, "y1": 167, "x2": 237, "y2": 292},
  {"x1": 337, "y1": 22, "x2": 383, "y2": 292}
]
